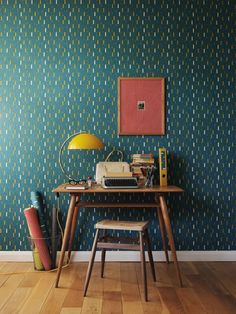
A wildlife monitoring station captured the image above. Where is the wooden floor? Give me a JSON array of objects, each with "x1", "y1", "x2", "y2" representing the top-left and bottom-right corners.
[{"x1": 0, "y1": 261, "x2": 235, "y2": 313}]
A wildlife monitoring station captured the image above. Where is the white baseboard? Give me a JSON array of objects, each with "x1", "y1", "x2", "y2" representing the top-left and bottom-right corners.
[{"x1": 0, "y1": 251, "x2": 235, "y2": 262}]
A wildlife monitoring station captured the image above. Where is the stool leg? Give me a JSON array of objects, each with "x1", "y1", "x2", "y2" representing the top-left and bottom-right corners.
[
  {"x1": 83, "y1": 229, "x2": 100, "y2": 296},
  {"x1": 101, "y1": 249, "x2": 106, "y2": 278},
  {"x1": 144, "y1": 229, "x2": 156, "y2": 282},
  {"x1": 139, "y1": 231, "x2": 148, "y2": 302},
  {"x1": 101, "y1": 230, "x2": 107, "y2": 278}
]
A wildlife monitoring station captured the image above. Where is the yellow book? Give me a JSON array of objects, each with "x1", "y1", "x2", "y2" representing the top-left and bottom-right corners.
[{"x1": 159, "y1": 148, "x2": 168, "y2": 186}]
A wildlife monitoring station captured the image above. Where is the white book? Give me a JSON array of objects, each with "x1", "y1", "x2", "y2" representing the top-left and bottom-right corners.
[{"x1": 65, "y1": 185, "x2": 88, "y2": 190}]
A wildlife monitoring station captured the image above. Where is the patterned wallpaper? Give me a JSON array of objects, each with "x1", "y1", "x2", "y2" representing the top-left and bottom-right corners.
[{"x1": 0, "y1": 0, "x2": 235, "y2": 251}]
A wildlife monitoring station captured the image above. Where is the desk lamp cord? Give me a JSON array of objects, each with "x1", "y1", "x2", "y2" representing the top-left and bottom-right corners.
[{"x1": 56, "y1": 193, "x2": 64, "y2": 250}]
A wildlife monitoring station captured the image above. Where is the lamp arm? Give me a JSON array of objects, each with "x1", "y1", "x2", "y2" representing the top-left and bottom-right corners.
[{"x1": 58, "y1": 131, "x2": 85, "y2": 181}]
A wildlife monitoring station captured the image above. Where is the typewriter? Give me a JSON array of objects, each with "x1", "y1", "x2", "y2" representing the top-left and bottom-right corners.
[{"x1": 102, "y1": 176, "x2": 139, "y2": 189}]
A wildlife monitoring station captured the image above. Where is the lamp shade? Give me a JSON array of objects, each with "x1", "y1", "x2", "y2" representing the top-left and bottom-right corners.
[{"x1": 68, "y1": 133, "x2": 104, "y2": 150}]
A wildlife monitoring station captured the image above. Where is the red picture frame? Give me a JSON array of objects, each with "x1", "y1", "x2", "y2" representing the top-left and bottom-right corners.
[{"x1": 118, "y1": 77, "x2": 165, "y2": 135}]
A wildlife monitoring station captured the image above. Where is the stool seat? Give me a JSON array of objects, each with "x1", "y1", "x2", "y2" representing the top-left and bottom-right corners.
[
  {"x1": 96, "y1": 219, "x2": 149, "y2": 231},
  {"x1": 84, "y1": 219, "x2": 156, "y2": 302}
]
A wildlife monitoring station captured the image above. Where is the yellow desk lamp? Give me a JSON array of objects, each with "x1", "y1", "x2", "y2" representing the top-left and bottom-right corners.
[{"x1": 59, "y1": 132, "x2": 104, "y2": 183}]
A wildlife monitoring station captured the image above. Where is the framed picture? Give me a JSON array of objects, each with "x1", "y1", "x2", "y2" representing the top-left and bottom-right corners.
[{"x1": 118, "y1": 77, "x2": 165, "y2": 135}]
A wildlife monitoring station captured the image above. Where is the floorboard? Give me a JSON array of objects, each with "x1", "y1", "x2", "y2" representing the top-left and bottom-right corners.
[{"x1": 0, "y1": 261, "x2": 235, "y2": 314}]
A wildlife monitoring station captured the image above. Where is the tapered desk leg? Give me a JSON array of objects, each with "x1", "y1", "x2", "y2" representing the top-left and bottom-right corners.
[
  {"x1": 159, "y1": 194, "x2": 182, "y2": 286},
  {"x1": 55, "y1": 194, "x2": 76, "y2": 288},
  {"x1": 157, "y1": 205, "x2": 169, "y2": 263},
  {"x1": 67, "y1": 195, "x2": 81, "y2": 262}
]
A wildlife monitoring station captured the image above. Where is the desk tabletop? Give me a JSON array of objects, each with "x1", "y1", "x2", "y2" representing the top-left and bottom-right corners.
[{"x1": 53, "y1": 183, "x2": 184, "y2": 193}]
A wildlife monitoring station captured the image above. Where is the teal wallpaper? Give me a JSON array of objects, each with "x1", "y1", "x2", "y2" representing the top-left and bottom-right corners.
[{"x1": 0, "y1": 0, "x2": 235, "y2": 251}]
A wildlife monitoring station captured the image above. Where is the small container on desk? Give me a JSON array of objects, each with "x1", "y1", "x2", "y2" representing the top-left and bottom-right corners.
[{"x1": 87, "y1": 176, "x2": 92, "y2": 188}]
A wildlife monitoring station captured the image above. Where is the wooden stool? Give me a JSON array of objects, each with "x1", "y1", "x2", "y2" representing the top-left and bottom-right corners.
[{"x1": 83, "y1": 220, "x2": 156, "y2": 301}]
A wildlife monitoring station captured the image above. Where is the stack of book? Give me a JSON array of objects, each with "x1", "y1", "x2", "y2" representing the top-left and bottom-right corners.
[{"x1": 131, "y1": 154, "x2": 155, "y2": 179}]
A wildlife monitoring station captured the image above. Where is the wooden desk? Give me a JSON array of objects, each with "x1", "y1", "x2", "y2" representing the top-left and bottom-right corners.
[{"x1": 53, "y1": 184, "x2": 184, "y2": 288}]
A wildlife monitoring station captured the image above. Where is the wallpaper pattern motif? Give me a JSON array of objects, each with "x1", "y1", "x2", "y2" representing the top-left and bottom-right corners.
[{"x1": 0, "y1": 0, "x2": 235, "y2": 251}]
